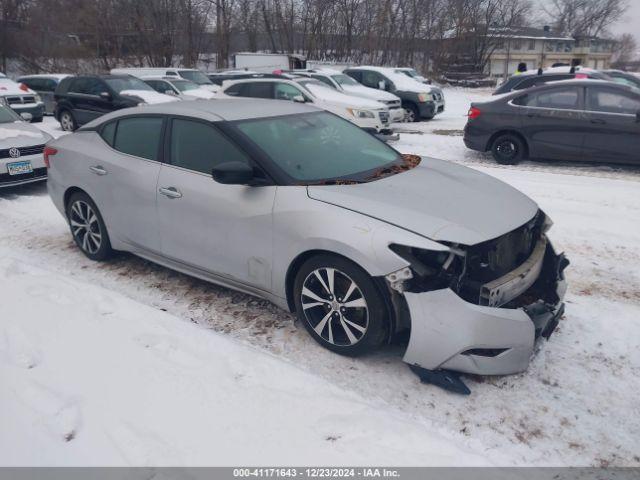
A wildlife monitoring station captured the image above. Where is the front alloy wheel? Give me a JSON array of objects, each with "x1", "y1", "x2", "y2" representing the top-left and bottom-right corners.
[
  {"x1": 293, "y1": 255, "x2": 389, "y2": 356},
  {"x1": 301, "y1": 267, "x2": 369, "y2": 347},
  {"x1": 60, "y1": 111, "x2": 76, "y2": 132}
]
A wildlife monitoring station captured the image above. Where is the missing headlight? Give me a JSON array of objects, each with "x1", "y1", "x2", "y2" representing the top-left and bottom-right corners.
[{"x1": 388, "y1": 244, "x2": 465, "y2": 293}]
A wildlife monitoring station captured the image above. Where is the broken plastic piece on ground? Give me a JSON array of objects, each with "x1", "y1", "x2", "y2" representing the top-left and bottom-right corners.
[{"x1": 409, "y1": 365, "x2": 471, "y2": 395}]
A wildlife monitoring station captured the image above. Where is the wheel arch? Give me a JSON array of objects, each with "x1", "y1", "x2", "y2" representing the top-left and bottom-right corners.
[{"x1": 486, "y1": 129, "x2": 530, "y2": 158}]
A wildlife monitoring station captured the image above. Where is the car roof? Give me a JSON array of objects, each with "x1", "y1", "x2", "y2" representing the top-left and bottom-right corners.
[
  {"x1": 82, "y1": 98, "x2": 320, "y2": 126},
  {"x1": 18, "y1": 74, "x2": 71, "y2": 80}
]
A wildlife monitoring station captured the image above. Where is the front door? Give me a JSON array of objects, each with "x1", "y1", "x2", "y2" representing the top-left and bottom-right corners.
[
  {"x1": 583, "y1": 86, "x2": 640, "y2": 165},
  {"x1": 157, "y1": 118, "x2": 276, "y2": 290},
  {"x1": 517, "y1": 85, "x2": 588, "y2": 161}
]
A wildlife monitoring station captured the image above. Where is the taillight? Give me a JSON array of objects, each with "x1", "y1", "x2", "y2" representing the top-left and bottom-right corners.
[
  {"x1": 43, "y1": 146, "x2": 58, "y2": 168},
  {"x1": 467, "y1": 106, "x2": 481, "y2": 120}
]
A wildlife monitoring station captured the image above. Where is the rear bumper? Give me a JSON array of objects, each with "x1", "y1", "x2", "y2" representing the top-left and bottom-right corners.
[{"x1": 402, "y1": 243, "x2": 568, "y2": 376}]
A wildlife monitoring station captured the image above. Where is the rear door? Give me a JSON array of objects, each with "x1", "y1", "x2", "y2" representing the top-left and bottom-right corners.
[
  {"x1": 583, "y1": 86, "x2": 640, "y2": 164},
  {"x1": 68, "y1": 78, "x2": 113, "y2": 125},
  {"x1": 515, "y1": 85, "x2": 588, "y2": 161},
  {"x1": 156, "y1": 118, "x2": 276, "y2": 289},
  {"x1": 88, "y1": 116, "x2": 165, "y2": 252}
]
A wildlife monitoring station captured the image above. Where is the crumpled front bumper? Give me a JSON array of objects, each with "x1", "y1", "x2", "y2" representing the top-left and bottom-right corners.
[{"x1": 402, "y1": 246, "x2": 568, "y2": 376}]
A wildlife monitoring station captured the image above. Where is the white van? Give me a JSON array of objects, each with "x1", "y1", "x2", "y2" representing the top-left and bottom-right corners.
[{"x1": 110, "y1": 68, "x2": 219, "y2": 93}]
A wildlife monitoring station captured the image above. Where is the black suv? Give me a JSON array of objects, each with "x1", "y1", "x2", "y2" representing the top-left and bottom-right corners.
[{"x1": 54, "y1": 75, "x2": 156, "y2": 131}]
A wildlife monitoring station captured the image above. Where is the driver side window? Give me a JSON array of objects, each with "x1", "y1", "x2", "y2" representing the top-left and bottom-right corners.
[
  {"x1": 275, "y1": 83, "x2": 305, "y2": 101},
  {"x1": 169, "y1": 119, "x2": 250, "y2": 175},
  {"x1": 361, "y1": 71, "x2": 381, "y2": 89}
]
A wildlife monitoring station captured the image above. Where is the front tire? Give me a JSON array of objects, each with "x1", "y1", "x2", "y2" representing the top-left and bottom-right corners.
[
  {"x1": 491, "y1": 133, "x2": 525, "y2": 165},
  {"x1": 402, "y1": 102, "x2": 420, "y2": 123},
  {"x1": 293, "y1": 254, "x2": 389, "y2": 356},
  {"x1": 67, "y1": 192, "x2": 113, "y2": 261}
]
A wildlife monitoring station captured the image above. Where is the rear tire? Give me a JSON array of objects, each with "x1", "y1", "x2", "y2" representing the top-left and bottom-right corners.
[
  {"x1": 59, "y1": 110, "x2": 77, "y2": 132},
  {"x1": 293, "y1": 254, "x2": 389, "y2": 356},
  {"x1": 66, "y1": 192, "x2": 113, "y2": 261},
  {"x1": 491, "y1": 133, "x2": 525, "y2": 165}
]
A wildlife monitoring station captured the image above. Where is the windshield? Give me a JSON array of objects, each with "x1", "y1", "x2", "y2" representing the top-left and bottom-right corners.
[
  {"x1": 331, "y1": 74, "x2": 358, "y2": 86},
  {"x1": 106, "y1": 77, "x2": 155, "y2": 93},
  {"x1": 172, "y1": 79, "x2": 200, "y2": 92},
  {"x1": 179, "y1": 70, "x2": 213, "y2": 85},
  {"x1": 233, "y1": 111, "x2": 402, "y2": 183},
  {"x1": 0, "y1": 105, "x2": 20, "y2": 123},
  {"x1": 397, "y1": 69, "x2": 418, "y2": 78}
]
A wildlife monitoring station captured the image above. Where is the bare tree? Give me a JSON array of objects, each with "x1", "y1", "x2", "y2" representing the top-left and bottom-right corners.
[{"x1": 544, "y1": 0, "x2": 629, "y2": 37}]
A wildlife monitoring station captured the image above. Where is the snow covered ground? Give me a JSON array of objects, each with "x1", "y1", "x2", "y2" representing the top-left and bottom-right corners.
[{"x1": 1, "y1": 89, "x2": 639, "y2": 467}]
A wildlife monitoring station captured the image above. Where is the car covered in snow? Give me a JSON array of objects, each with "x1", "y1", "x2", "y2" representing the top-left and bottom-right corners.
[
  {"x1": 0, "y1": 104, "x2": 52, "y2": 188},
  {"x1": 46, "y1": 100, "x2": 568, "y2": 388},
  {"x1": 142, "y1": 77, "x2": 217, "y2": 100},
  {"x1": 0, "y1": 75, "x2": 46, "y2": 123},
  {"x1": 344, "y1": 66, "x2": 445, "y2": 122},
  {"x1": 394, "y1": 67, "x2": 430, "y2": 84},
  {"x1": 219, "y1": 77, "x2": 394, "y2": 137},
  {"x1": 110, "y1": 68, "x2": 220, "y2": 93},
  {"x1": 293, "y1": 69, "x2": 406, "y2": 123},
  {"x1": 53, "y1": 75, "x2": 178, "y2": 131}
]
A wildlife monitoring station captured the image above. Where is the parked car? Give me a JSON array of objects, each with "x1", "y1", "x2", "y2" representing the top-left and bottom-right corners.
[
  {"x1": 344, "y1": 66, "x2": 445, "y2": 121},
  {"x1": 209, "y1": 72, "x2": 283, "y2": 86},
  {"x1": 219, "y1": 77, "x2": 394, "y2": 137},
  {"x1": 110, "y1": 68, "x2": 220, "y2": 93},
  {"x1": 46, "y1": 99, "x2": 567, "y2": 385},
  {"x1": 394, "y1": 67, "x2": 430, "y2": 84},
  {"x1": 0, "y1": 76, "x2": 45, "y2": 122},
  {"x1": 601, "y1": 70, "x2": 640, "y2": 90},
  {"x1": 0, "y1": 104, "x2": 52, "y2": 188},
  {"x1": 292, "y1": 69, "x2": 405, "y2": 123},
  {"x1": 16, "y1": 74, "x2": 71, "y2": 115},
  {"x1": 493, "y1": 67, "x2": 611, "y2": 95},
  {"x1": 54, "y1": 74, "x2": 178, "y2": 131},
  {"x1": 142, "y1": 77, "x2": 216, "y2": 100},
  {"x1": 464, "y1": 80, "x2": 640, "y2": 165}
]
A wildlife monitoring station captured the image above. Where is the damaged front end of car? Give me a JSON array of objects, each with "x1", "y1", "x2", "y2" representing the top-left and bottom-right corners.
[{"x1": 385, "y1": 211, "x2": 569, "y2": 392}]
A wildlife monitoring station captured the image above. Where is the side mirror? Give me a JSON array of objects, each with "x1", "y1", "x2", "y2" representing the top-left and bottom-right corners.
[
  {"x1": 293, "y1": 94, "x2": 306, "y2": 103},
  {"x1": 20, "y1": 112, "x2": 33, "y2": 122},
  {"x1": 378, "y1": 80, "x2": 386, "y2": 90},
  {"x1": 100, "y1": 91, "x2": 112, "y2": 101},
  {"x1": 212, "y1": 161, "x2": 255, "y2": 185}
]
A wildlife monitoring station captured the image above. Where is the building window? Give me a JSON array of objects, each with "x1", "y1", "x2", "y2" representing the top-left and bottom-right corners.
[{"x1": 528, "y1": 39, "x2": 536, "y2": 50}]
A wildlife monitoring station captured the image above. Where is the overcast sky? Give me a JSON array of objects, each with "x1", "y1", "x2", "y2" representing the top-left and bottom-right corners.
[{"x1": 611, "y1": 1, "x2": 640, "y2": 40}]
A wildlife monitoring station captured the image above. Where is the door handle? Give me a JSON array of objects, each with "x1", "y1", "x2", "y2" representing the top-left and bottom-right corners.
[
  {"x1": 89, "y1": 165, "x2": 107, "y2": 175},
  {"x1": 590, "y1": 118, "x2": 606, "y2": 125},
  {"x1": 158, "y1": 187, "x2": 182, "y2": 199}
]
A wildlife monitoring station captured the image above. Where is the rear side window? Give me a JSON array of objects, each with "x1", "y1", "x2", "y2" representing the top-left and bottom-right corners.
[
  {"x1": 100, "y1": 121, "x2": 117, "y2": 146},
  {"x1": 518, "y1": 87, "x2": 581, "y2": 110},
  {"x1": 169, "y1": 119, "x2": 250, "y2": 174},
  {"x1": 70, "y1": 78, "x2": 106, "y2": 96},
  {"x1": 248, "y1": 82, "x2": 273, "y2": 99},
  {"x1": 113, "y1": 117, "x2": 164, "y2": 161}
]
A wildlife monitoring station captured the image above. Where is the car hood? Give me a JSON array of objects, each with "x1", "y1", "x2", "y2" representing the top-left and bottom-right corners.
[
  {"x1": 120, "y1": 90, "x2": 179, "y2": 104},
  {"x1": 0, "y1": 79, "x2": 36, "y2": 96},
  {"x1": 305, "y1": 84, "x2": 385, "y2": 109},
  {"x1": 184, "y1": 88, "x2": 217, "y2": 99},
  {"x1": 199, "y1": 84, "x2": 221, "y2": 93},
  {"x1": 0, "y1": 121, "x2": 50, "y2": 147},
  {"x1": 306, "y1": 157, "x2": 539, "y2": 246},
  {"x1": 341, "y1": 84, "x2": 400, "y2": 102}
]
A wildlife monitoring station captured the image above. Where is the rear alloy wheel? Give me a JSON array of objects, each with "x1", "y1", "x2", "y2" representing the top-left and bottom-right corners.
[
  {"x1": 491, "y1": 134, "x2": 525, "y2": 165},
  {"x1": 67, "y1": 192, "x2": 112, "y2": 261},
  {"x1": 293, "y1": 255, "x2": 388, "y2": 356},
  {"x1": 59, "y1": 110, "x2": 77, "y2": 132}
]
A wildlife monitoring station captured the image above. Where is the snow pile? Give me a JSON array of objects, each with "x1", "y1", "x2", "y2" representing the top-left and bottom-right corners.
[{"x1": 0, "y1": 256, "x2": 494, "y2": 466}]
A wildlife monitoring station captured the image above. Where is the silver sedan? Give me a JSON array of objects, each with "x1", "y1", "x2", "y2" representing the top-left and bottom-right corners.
[{"x1": 46, "y1": 99, "x2": 567, "y2": 382}]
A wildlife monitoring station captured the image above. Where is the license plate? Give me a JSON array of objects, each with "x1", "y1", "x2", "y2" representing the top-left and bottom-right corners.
[{"x1": 7, "y1": 160, "x2": 33, "y2": 176}]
